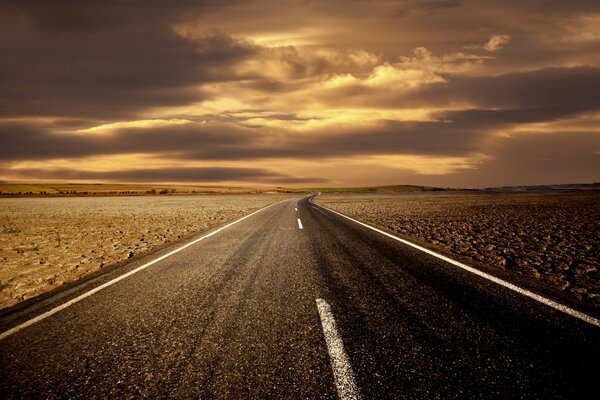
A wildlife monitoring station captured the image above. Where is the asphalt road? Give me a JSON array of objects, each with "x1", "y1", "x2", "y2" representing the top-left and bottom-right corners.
[{"x1": 1, "y1": 195, "x2": 599, "y2": 399}]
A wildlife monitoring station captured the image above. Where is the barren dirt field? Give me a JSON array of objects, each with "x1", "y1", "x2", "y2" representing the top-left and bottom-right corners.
[
  {"x1": 317, "y1": 191, "x2": 600, "y2": 308},
  {"x1": 0, "y1": 194, "x2": 294, "y2": 309}
]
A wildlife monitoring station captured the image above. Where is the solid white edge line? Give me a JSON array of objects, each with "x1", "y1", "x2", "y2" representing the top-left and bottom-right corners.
[
  {"x1": 297, "y1": 218, "x2": 304, "y2": 229},
  {"x1": 316, "y1": 299, "x2": 361, "y2": 400},
  {"x1": 310, "y1": 197, "x2": 600, "y2": 328},
  {"x1": 0, "y1": 198, "x2": 295, "y2": 341}
]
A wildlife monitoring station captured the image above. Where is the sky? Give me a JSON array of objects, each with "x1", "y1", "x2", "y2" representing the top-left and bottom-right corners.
[{"x1": 1, "y1": 0, "x2": 599, "y2": 188}]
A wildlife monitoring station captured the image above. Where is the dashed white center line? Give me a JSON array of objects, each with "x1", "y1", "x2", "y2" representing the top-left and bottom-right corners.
[
  {"x1": 295, "y1": 207, "x2": 298, "y2": 212},
  {"x1": 316, "y1": 299, "x2": 361, "y2": 400},
  {"x1": 297, "y1": 218, "x2": 303, "y2": 229}
]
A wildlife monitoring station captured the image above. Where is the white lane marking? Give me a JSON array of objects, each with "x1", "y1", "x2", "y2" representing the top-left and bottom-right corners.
[
  {"x1": 295, "y1": 207, "x2": 298, "y2": 212},
  {"x1": 297, "y1": 218, "x2": 303, "y2": 229},
  {"x1": 0, "y1": 199, "x2": 296, "y2": 341},
  {"x1": 316, "y1": 299, "x2": 361, "y2": 400},
  {"x1": 311, "y1": 198, "x2": 600, "y2": 328}
]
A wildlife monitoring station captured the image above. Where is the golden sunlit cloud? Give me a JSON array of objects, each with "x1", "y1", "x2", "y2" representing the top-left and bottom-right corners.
[
  {"x1": 251, "y1": 31, "x2": 322, "y2": 47},
  {"x1": 483, "y1": 35, "x2": 511, "y2": 52},
  {"x1": 76, "y1": 119, "x2": 192, "y2": 135},
  {"x1": 6, "y1": 154, "x2": 163, "y2": 173}
]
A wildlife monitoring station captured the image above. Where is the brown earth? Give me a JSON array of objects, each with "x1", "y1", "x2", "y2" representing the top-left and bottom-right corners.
[
  {"x1": 316, "y1": 191, "x2": 600, "y2": 308},
  {"x1": 0, "y1": 194, "x2": 294, "y2": 309}
]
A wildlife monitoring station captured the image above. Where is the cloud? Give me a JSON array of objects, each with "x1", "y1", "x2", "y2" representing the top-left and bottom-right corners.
[
  {"x1": 2, "y1": 63, "x2": 599, "y2": 190},
  {"x1": 1, "y1": 166, "x2": 330, "y2": 184},
  {"x1": 0, "y1": 112, "x2": 502, "y2": 163},
  {"x1": 440, "y1": 66, "x2": 600, "y2": 112},
  {"x1": 0, "y1": 120, "x2": 257, "y2": 161},
  {"x1": 483, "y1": 34, "x2": 511, "y2": 52},
  {"x1": 0, "y1": 2, "x2": 255, "y2": 120},
  {"x1": 1, "y1": 1, "x2": 599, "y2": 186},
  {"x1": 319, "y1": 129, "x2": 600, "y2": 188},
  {"x1": 395, "y1": 0, "x2": 461, "y2": 16},
  {"x1": 397, "y1": 47, "x2": 489, "y2": 73},
  {"x1": 440, "y1": 131, "x2": 600, "y2": 187},
  {"x1": 315, "y1": 66, "x2": 600, "y2": 114},
  {"x1": 238, "y1": 46, "x2": 382, "y2": 80}
]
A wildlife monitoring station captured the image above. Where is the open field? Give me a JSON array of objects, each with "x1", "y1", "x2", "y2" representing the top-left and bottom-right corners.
[
  {"x1": 0, "y1": 194, "x2": 294, "y2": 309},
  {"x1": 316, "y1": 191, "x2": 600, "y2": 308}
]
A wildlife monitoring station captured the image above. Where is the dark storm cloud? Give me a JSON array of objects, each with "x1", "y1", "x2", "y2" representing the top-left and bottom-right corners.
[
  {"x1": 394, "y1": 0, "x2": 461, "y2": 16},
  {"x1": 4, "y1": 1, "x2": 239, "y2": 35},
  {"x1": 346, "y1": 129, "x2": 600, "y2": 188},
  {"x1": 494, "y1": 0, "x2": 599, "y2": 14},
  {"x1": 436, "y1": 67, "x2": 600, "y2": 113},
  {"x1": 439, "y1": 131, "x2": 600, "y2": 187},
  {"x1": 393, "y1": 0, "x2": 597, "y2": 17},
  {"x1": 0, "y1": 121, "x2": 255, "y2": 160},
  {"x1": 1, "y1": 0, "x2": 597, "y2": 121},
  {"x1": 2, "y1": 166, "x2": 330, "y2": 184},
  {"x1": 189, "y1": 118, "x2": 490, "y2": 160},
  {"x1": 0, "y1": 1, "x2": 253, "y2": 119}
]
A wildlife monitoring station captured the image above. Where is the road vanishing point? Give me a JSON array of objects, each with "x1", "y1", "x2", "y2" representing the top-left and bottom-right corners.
[{"x1": 1, "y1": 195, "x2": 599, "y2": 399}]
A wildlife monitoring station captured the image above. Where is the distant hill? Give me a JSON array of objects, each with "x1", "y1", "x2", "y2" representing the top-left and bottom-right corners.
[
  {"x1": 277, "y1": 185, "x2": 448, "y2": 193},
  {"x1": 483, "y1": 183, "x2": 600, "y2": 192},
  {"x1": 0, "y1": 183, "x2": 450, "y2": 196}
]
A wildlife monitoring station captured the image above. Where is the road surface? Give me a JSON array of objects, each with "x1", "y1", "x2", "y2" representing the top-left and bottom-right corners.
[{"x1": 1, "y1": 195, "x2": 599, "y2": 399}]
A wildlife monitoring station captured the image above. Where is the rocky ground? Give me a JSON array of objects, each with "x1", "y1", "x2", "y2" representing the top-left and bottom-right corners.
[
  {"x1": 0, "y1": 194, "x2": 293, "y2": 309},
  {"x1": 316, "y1": 191, "x2": 600, "y2": 308}
]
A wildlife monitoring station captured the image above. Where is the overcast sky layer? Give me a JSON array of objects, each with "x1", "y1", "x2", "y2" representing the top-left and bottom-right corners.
[{"x1": 1, "y1": 0, "x2": 599, "y2": 187}]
